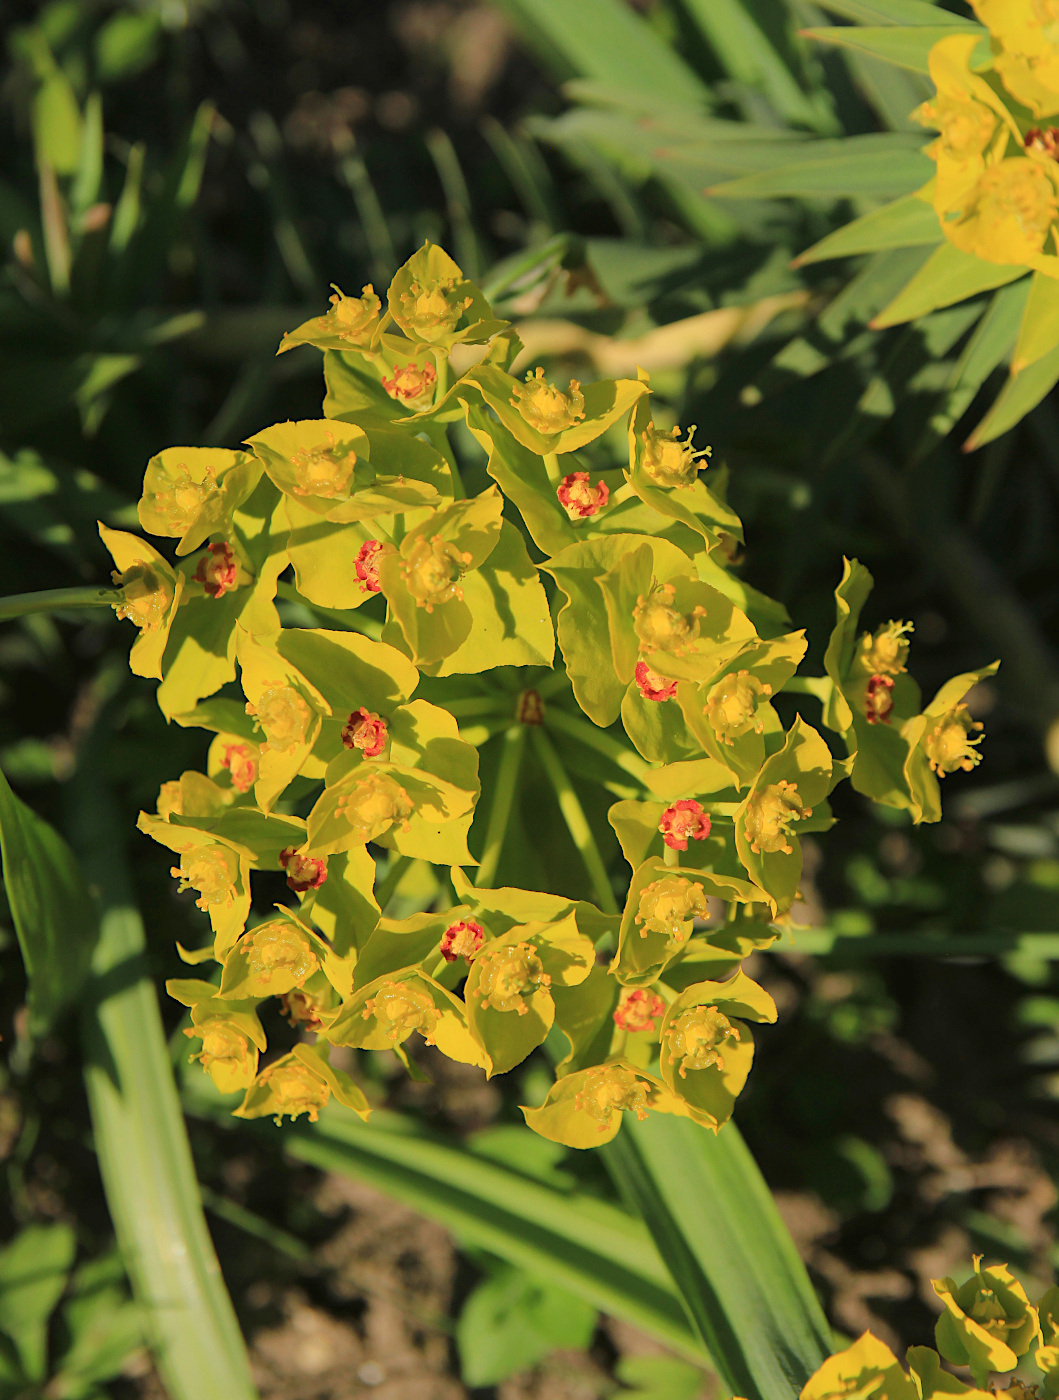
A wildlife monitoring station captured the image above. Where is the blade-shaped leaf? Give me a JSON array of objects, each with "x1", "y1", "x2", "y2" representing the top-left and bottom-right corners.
[
  {"x1": 815, "y1": 0, "x2": 979, "y2": 24},
  {"x1": 0, "y1": 765, "x2": 96, "y2": 1033},
  {"x1": 802, "y1": 25, "x2": 984, "y2": 74},
  {"x1": 793, "y1": 191, "x2": 941, "y2": 266},
  {"x1": 709, "y1": 135, "x2": 932, "y2": 199},
  {"x1": 603, "y1": 1116, "x2": 831, "y2": 1400},
  {"x1": 871, "y1": 242, "x2": 1027, "y2": 329},
  {"x1": 965, "y1": 340, "x2": 1059, "y2": 449},
  {"x1": 0, "y1": 1224, "x2": 75, "y2": 1381},
  {"x1": 1013, "y1": 271, "x2": 1059, "y2": 373}
]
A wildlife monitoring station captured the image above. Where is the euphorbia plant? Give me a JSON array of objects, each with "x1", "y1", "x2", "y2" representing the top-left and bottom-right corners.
[{"x1": 102, "y1": 242, "x2": 997, "y2": 1144}]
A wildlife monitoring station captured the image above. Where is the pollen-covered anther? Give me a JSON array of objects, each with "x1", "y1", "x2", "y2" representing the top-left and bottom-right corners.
[
  {"x1": 335, "y1": 772, "x2": 413, "y2": 842},
  {"x1": 557, "y1": 472, "x2": 609, "y2": 520},
  {"x1": 613, "y1": 988, "x2": 666, "y2": 1035},
  {"x1": 665, "y1": 1004, "x2": 739, "y2": 1079},
  {"x1": 635, "y1": 876, "x2": 709, "y2": 946},
  {"x1": 279, "y1": 847, "x2": 328, "y2": 893},
  {"x1": 401, "y1": 534, "x2": 472, "y2": 611},
  {"x1": 640, "y1": 424, "x2": 712, "y2": 489},
  {"x1": 509, "y1": 367, "x2": 586, "y2": 435},
  {"x1": 246, "y1": 685, "x2": 312, "y2": 754},
  {"x1": 222, "y1": 742, "x2": 258, "y2": 793},
  {"x1": 187, "y1": 1019, "x2": 250, "y2": 1073},
  {"x1": 291, "y1": 431, "x2": 356, "y2": 498},
  {"x1": 574, "y1": 1064, "x2": 649, "y2": 1132},
  {"x1": 246, "y1": 923, "x2": 319, "y2": 988},
  {"x1": 112, "y1": 564, "x2": 174, "y2": 632},
  {"x1": 704, "y1": 670, "x2": 771, "y2": 745},
  {"x1": 635, "y1": 661, "x2": 678, "y2": 702},
  {"x1": 326, "y1": 284, "x2": 381, "y2": 342},
  {"x1": 355, "y1": 539, "x2": 384, "y2": 593},
  {"x1": 363, "y1": 979, "x2": 439, "y2": 1045},
  {"x1": 398, "y1": 277, "x2": 472, "y2": 341},
  {"x1": 858, "y1": 620, "x2": 913, "y2": 677},
  {"x1": 474, "y1": 941, "x2": 550, "y2": 1015},
  {"x1": 865, "y1": 674, "x2": 895, "y2": 726},
  {"x1": 382, "y1": 361, "x2": 437, "y2": 407},
  {"x1": 1027, "y1": 127, "x2": 1059, "y2": 158},
  {"x1": 440, "y1": 919, "x2": 485, "y2": 964},
  {"x1": 659, "y1": 799, "x2": 711, "y2": 852},
  {"x1": 923, "y1": 703, "x2": 985, "y2": 777},
  {"x1": 171, "y1": 845, "x2": 239, "y2": 911},
  {"x1": 258, "y1": 1062, "x2": 329, "y2": 1124},
  {"x1": 279, "y1": 989, "x2": 326, "y2": 1031},
  {"x1": 341, "y1": 706, "x2": 388, "y2": 756},
  {"x1": 632, "y1": 582, "x2": 706, "y2": 657},
  {"x1": 194, "y1": 542, "x2": 239, "y2": 599},
  {"x1": 743, "y1": 779, "x2": 810, "y2": 856}
]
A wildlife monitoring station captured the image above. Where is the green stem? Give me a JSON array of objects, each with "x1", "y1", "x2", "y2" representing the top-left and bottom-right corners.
[
  {"x1": 544, "y1": 707, "x2": 650, "y2": 784},
  {"x1": 530, "y1": 726, "x2": 618, "y2": 914},
  {"x1": 543, "y1": 452, "x2": 562, "y2": 485},
  {"x1": 375, "y1": 854, "x2": 413, "y2": 912},
  {"x1": 0, "y1": 586, "x2": 121, "y2": 623},
  {"x1": 475, "y1": 725, "x2": 526, "y2": 888}
]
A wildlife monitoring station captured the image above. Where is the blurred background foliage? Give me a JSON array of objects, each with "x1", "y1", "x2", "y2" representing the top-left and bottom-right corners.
[{"x1": 4, "y1": 0, "x2": 1059, "y2": 1397}]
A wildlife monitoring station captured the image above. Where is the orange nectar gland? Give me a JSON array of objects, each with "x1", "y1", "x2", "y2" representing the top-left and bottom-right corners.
[
  {"x1": 363, "y1": 979, "x2": 439, "y2": 1045},
  {"x1": 635, "y1": 661, "x2": 678, "y2": 703},
  {"x1": 705, "y1": 670, "x2": 772, "y2": 745},
  {"x1": 187, "y1": 1019, "x2": 250, "y2": 1072},
  {"x1": 635, "y1": 876, "x2": 709, "y2": 946},
  {"x1": 171, "y1": 845, "x2": 239, "y2": 911},
  {"x1": 665, "y1": 1004, "x2": 739, "y2": 1079},
  {"x1": 150, "y1": 461, "x2": 218, "y2": 532},
  {"x1": 222, "y1": 742, "x2": 258, "y2": 793},
  {"x1": 355, "y1": 539, "x2": 383, "y2": 594},
  {"x1": 112, "y1": 563, "x2": 174, "y2": 633},
  {"x1": 641, "y1": 424, "x2": 711, "y2": 490},
  {"x1": 858, "y1": 620, "x2": 912, "y2": 677},
  {"x1": 401, "y1": 534, "x2": 472, "y2": 611},
  {"x1": 279, "y1": 989, "x2": 326, "y2": 1031},
  {"x1": 246, "y1": 922, "x2": 319, "y2": 988},
  {"x1": 326, "y1": 284, "x2": 381, "y2": 342},
  {"x1": 246, "y1": 685, "x2": 312, "y2": 753},
  {"x1": 258, "y1": 1061, "x2": 329, "y2": 1124},
  {"x1": 440, "y1": 919, "x2": 485, "y2": 964},
  {"x1": 659, "y1": 800, "x2": 711, "y2": 852},
  {"x1": 923, "y1": 703, "x2": 985, "y2": 777},
  {"x1": 633, "y1": 583, "x2": 706, "y2": 657},
  {"x1": 279, "y1": 846, "x2": 328, "y2": 893},
  {"x1": 382, "y1": 361, "x2": 437, "y2": 407},
  {"x1": 398, "y1": 277, "x2": 472, "y2": 341},
  {"x1": 557, "y1": 472, "x2": 608, "y2": 521},
  {"x1": 474, "y1": 942, "x2": 550, "y2": 1016},
  {"x1": 743, "y1": 779, "x2": 810, "y2": 856},
  {"x1": 509, "y1": 367, "x2": 586, "y2": 435},
  {"x1": 341, "y1": 707, "x2": 388, "y2": 756},
  {"x1": 194, "y1": 542, "x2": 239, "y2": 599},
  {"x1": 574, "y1": 1064, "x2": 650, "y2": 1132},
  {"x1": 613, "y1": 988, "x2": 665, "y2": 1035},
  {"x1": 291, "y1": 431, "x2": 356, "y2": 498},
  {"x1": 335, "y1": 772, "x2": 413, "y2": 842},
  {"x1": 865, "y1": 674, "x2": 895, "y2": 726}
]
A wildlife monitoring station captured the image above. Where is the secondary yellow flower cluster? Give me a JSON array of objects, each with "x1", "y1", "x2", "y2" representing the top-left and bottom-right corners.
[
  {"x1": 801, "y1": 1257, "x2": 1059, "y2": 1400},
  {"x1": 104, "y1": 244, "x2": 994, "y2": 1145},
  {"x1": 916, "y1": 5, "x2": 1059, "y2": 272}
]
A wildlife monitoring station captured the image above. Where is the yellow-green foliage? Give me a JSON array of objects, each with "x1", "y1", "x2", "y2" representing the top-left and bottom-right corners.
[{"x1": 103, "y1": 243, "x2": 996, "y2": 1147}]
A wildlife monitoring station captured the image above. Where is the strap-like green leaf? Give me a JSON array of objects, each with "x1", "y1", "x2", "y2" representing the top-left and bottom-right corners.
[
  {"x1": 793, "y1": 191, "x2": 941, "y2": 267},
  {"x1": 709, "y1": 135, "x2": 932, "y2": 199},
  {"x1": 1012, "y1": 272, "x2": 1059, "y2": 374},
  {"x1": 871, "y1": 243, "x2": 1027, "y2": 329},
  {"x1": 0, "y1": 765, "x2": 96, "y2": 1034},
  {"x1": 802, "y1": 25, "x2": 984, "y2": 74},
  {"x1": 965, "y1": 341, "x2": 1059, "y2": 450},
  {"x1": 603, "y1": 1116, "x2": 831, "y2": 1400},
  {"x1": 815, "y1": 0, "x2": 979, "y2": 24}
]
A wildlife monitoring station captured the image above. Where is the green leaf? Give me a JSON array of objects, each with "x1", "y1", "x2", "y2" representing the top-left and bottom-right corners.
[
  {"x1": 0, "y1": 766, "x2": 96, "y2": 1034},
  {"x1": 614, "y1": 1354, "x2": 708, "y2": 1400},
  {"x1": 456, "y1": 1267, "x2": 597, "y2": 1386},
  {"x1": 493, "y1": 0, "x2": 710, "y2": 107},
  {"x1": 815, "y1": 0, "x2": 979, "y2": 24},
  {"x1": 1012, "y1": 271, "x2": 1059, "y2": 373},
  {"x1": 185, "y1": 1091, "x2": 708, "y2": 1361},
  {"x1": 66, "y1": 763, "x2": 257, "y2": 1400},
  {"x1": 0, "y1": 1223, "x2": 75, "y2": 1381},
  {"x1": 603, "y1": 1117, "x2": 831, "y2": 1400},
  {"x1": 793, "y1": 191, "x2": 941, "y2": 267},
  {"x1": 709, "y1": 135, "x2": 932, "y2": 199},
  {"x1": 871, "y1": 243, "x2": 1027, "y2": 329},
  {"x1": 965, "y1": 339, "x2": 1059, "y2": 449},
  {"x1": 802, "y1": 26, "x2": 982, "y2": 73}
]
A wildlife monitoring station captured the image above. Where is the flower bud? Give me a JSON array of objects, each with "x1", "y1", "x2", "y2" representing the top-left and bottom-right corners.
[
  {"x1": 635, "y1": 662, "x2": 677, "y2": 702},
  {"x1": 613, "y1": 988, "x2": 665, "y2": 1034},
  {"x1": 341, "y1": 707, "x2": 388, "y2": 756},
  {"x1": 290, "y1": 430, "x2": 356, "y2": 498},
  {"x1": 327, "y1": 284, "x2": 381, "y2": 344},
  {"x1": 362, "y1": 978, "x2": 440, "y2": 1045},
  {"x1": 440, "y1": 919, "x2": 485, "y2": 963},
  {"x1": 573, "y1": 1063, "x2": 649, "y2": 1133},
  {"x1": 244, "y1": 920, "x2": 319, "y2": 993},
  {"x1": 186, "y1": 1017, "x2": 257, "y2": 1093},
  {"x1": 382, "y1": 361, "x2": 437, "y2": 408},
  {"x1": 923, "y1": 703, "x2": 984, "y2": 776},
  {"x1": 856, "y1": 620, "x2": 912, "y2": 677},
  {"x1": 397, "y1": 277, "x2": 472, "y2": 342},
  {"x1": 557, "y1": 472, "x2": 608, "y2": 520},
  {"x1": 112, "y1": 564, "x2": 175, "y2": 633},
  {"x1": 635, "y1": 876, "x2": 709, "y2": 947},
  {"x1": 194, "y1": 542, "x2": 239, "y2": 598},
  {"x1": 335, "y1": 771, "x2": 413, "y2": 842},
  {"x1": 279, "y1": 847, "x2": 328, "y2": 892},
  {"x1": 704, "y1": 670, "x2": 771, "y2": 745},
  {"x1": 658, "y1": 799, "x2": 711, "y2": 852},
  {"x1": 171, "y1": 845, "x2": 239, "y2": 911},
  {"x1": 864, "y1": 674, "x2": 895, "y2": 726},
  {"x1": 246, "y1": 685, "x2": 312, "y2": 753},
  {"x1": 933, "y1": 1256, "x2": 1039, "y2": 1382},
  {"x1": 664, "y1": 1004, "x2": 740, "y2": 1078}
]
